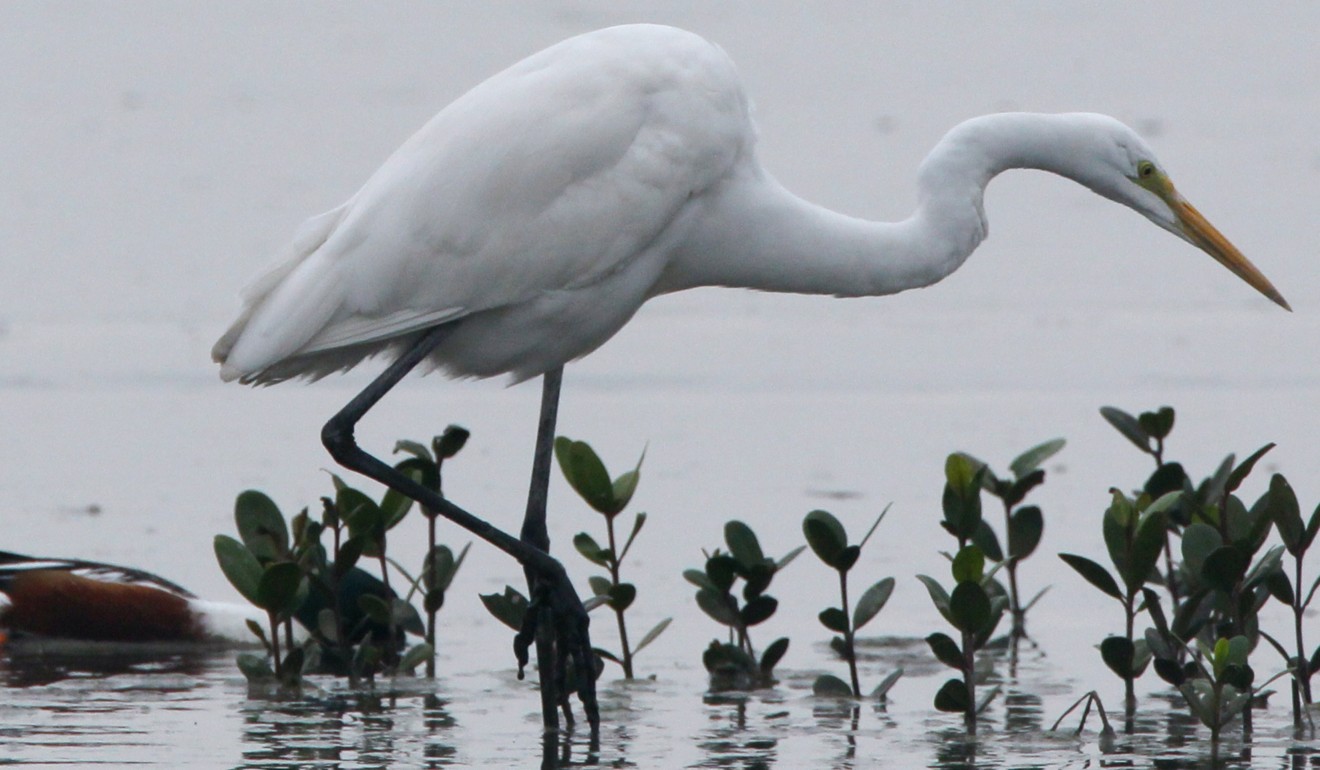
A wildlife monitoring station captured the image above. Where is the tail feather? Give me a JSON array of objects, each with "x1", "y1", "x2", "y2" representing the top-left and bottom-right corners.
[{"x1": 212, "y1": 203, "x2": 352, "y2": 381}]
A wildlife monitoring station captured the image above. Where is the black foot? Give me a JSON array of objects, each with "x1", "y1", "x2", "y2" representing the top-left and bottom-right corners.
[{"x1": 515, "y1": 566, "x2": 600, "y2": 733}]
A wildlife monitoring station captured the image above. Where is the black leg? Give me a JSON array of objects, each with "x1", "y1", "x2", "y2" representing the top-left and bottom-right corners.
[
  {"x1": 521, "y1": 367, "x2": 565, "y2": 730},
  {"x1": 320, "y1": 326, "x2": 598, "y2": 732}
]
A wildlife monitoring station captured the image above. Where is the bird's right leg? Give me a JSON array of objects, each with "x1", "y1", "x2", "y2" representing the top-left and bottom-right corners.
[
  {"x1": 519, "y1": 366, "x2": 568, "y2": 726},
  {"x1": 320, "y1": 324, "x2": 599, "y2": 733}
]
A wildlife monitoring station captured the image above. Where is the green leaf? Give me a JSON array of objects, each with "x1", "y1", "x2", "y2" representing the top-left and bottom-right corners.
[
  {"x1": 1103, "y1": 490, "x2": 1135, "y2": 570},
  {"x1": 1008, "y1": 506, "x2": 1044, "y2": 560},
  {"x1": 812, "y1": 674, "x2": 854, "y2": 698},
  {"x1": 724, "y1": 521, "x2": 765, "y2": 570},
  {"x1": 1222, "y1": 662, "x2": 1252, "y2": 691},
  {"x1": 1304, "y1": 501, "x2": 1320, "y2": 554},
  {"x1": 633, "y1": 617, "x2": 672, "y2": 654},
  {"x1": 333, "y1": 535, "x2": 365, "y2": 577},
  {"x1": 916, "y1": 574, "x2": 954, "y2": 624},
  {"x1": 858, "y1": 503, "x2": 891, "y2": 549},
  {"x1": 1003, "y1": 470, "x2": 1045, "y2": 508},
  {"x1": 610, "y1": 448, "x2": 645, "y2": 512},
  {"x1": 1059, "y1": 553, "x2": 1122, "y2": 600},
  {"x1": 837, "y1": 545, "x2": 861, "y2": 572},
  {"x1": 696, "y1": 588, "x2": 740, "y2": 627},
  {"x1": 236, "y1": 652, "x2": 275, "y2": 683},
  {"x1": 235, "y1": 490, "x2": 288, "y2": 563},
  {"x1": 926, "y1": 632, "x2": 964, "y2": 670},
  {"x1": 1154, "y1": 657, "x2": 1186, "y2": 686},
  {"x1": 340, "y1": 488, "x2": 383, "y2": 553},
  {"x1": 1226, "y1": 443, "x2": 1274, "y2": 495},
  {"x1": 741, "y1": 595, "x2": 778, "y2": 626},
  {"x1": 587, "y1": 575, "x2": 612, "y2": 598},
  {"x1": 803, "y1": 509, "x2": 848, "y2": 569},
  {"x1": 777, "y1": 545, "x2": 806, "y2": 571},
  {"x1": 398, "y1": 642, "x2": 434, "y2": 673},
  {"x1": 1267, "y1": 474, "x2": 1303, "y2": 554},
  {"x1": 427, "y1": 542, "x2": 467, "y2": 593},
  {"x1": 1138, "y1": 406, "x2": 1175, "y2": 441},
  {"x1": 573, "y1": 532, "x2": 611, "y2": 567},
  {"x1": 1126, "y1": 510, "x2": 1167, "y2": 595},
  {"x1": 607, "y1": 582, "x2": 636, "y2": 612},
  {"x1": 357, "y1": 593, "x2": 391, "y2": 626},
  {"x1": 934, "y1": 678, "x2": 971, "y2": 713},
  {"x1": 214, "y1": 534, "x2": 263, "y2": 605},
  {"x1": 244, "y1": 618, "x2": 268, "y2": 645},
  {"x1": 970, "y1": 520, "x2": 1004, "y2": 563},
  {"x1": 705, "y1": 555, "x2": 738, "y2": 592},
  {"x1": 255, "y1": 562, "x2": 303, "y2": 614},
  {"x1": 1201, "y1": 546, "x2": 1249, "y2": 593},
  {"x1": 942, "y1": 454, "x2": 983, "y2": 539},
  {"x1": 1100, "y1": 636, "x2": 1135, "y2": 678},
  {"x1": 392, "y1": 439, "x2": 433, "y2": 462},
  {"x1": 1009, "y1": 438, "x2": 1066, "y2": 479},
  {"x1": 949, "y1": 582, "x2": 991, "y2": 634},
  {"x1": 871, "y1": 668, "x2": 903, "y2": 701},
  {"x1": 1100, "y1": 406, "x2": 1152, "y2": 454},
  {"x1": 554, "y1": 436, "x2": 617, "y2": 515},
  {"x1": 1145, "y1": 463, "x2": 1189, "y2": 500},
  {"x1": 951, "y1": 545, "x2": 985, "y2": 584},
  {"x1": 433, "y1": 425, "x2": 470, "y2": 459},
  {"x1": 818, "y1": 607, "x2": 849, "y2": 633},
  {"x1": 760, "y1": 637, "x2": 789, "y2": 674},
  {"x1": 619, "y1": 512, "x2": 647, "y2": 563},
  {"x1": 683, "y1": 568, "x2": 716, "y2": 592},
  {"x1": 852, "y1": 577, "x2": 895, "y2": 630},
  {"x1": 479, "y1": 586, "x2": 528, "y2": 631},
  {"x1": 1181, "y1": 523, "x2": 1222, "y2": 580}
]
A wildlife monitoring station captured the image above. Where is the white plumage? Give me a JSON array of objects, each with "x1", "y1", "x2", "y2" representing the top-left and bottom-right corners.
[{"x1": 214, "y1": 24, "x2": 1285, "y2": 386}]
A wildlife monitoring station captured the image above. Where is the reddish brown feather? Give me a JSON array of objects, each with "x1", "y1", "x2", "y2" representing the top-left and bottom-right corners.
[{"x1": 3, "y1": 570, "x2": 205, "y2": 642}]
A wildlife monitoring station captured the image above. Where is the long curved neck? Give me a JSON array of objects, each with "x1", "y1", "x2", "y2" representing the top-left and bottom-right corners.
[{"x1": 663, "y1": 113, "x2": 1101, "y2": 298}]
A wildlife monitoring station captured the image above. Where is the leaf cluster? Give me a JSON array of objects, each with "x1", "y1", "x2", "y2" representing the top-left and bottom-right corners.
[
  {"x1": 684, "y1": 521, "x2": 803, "y2": 689},
  {"x1": 803, "y1": 508, "x2": 900, "y2": 700}
]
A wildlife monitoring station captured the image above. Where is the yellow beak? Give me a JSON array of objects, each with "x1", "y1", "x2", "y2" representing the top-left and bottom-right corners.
[{"x1": 1168, "y1": 194, "x2": 1290, "y2": 311}]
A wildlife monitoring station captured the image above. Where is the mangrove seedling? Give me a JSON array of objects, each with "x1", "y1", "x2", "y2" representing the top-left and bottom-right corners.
[
  {"x1": 392, "y1": 425, "x2": 473, "y2": 677},
  {"x1": 919, "y1": 454, "x2": 1009, "y2": 731},
  {"x1": 555, "y1": 435, "x2": 671, "y2": 678},
  {"x1": 1260, "y1": 473, "x2": 1320, "y2": 730},
  {"x1": 957, "y1": 438, "x2": 1064, "y2": 637},
  {"x1": 1059, "y1": 489, "x2": 1174, "y2": 727},
  {"x1": 216, "y1": 481, "x2": 435, "y2": 686},
  {"x1": 684, "y1": 520, "x2": 803, "y2": 690},
  {"x1": 802, "y1": 507, "x2": 900, "y2": 699}
]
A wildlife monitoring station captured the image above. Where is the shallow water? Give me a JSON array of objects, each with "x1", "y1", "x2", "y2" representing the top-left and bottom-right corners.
[
  {"x1": 3, "y1": 2, "x2": 1320, "y2": 768},
  {"x1": 4, "y1": 632, "x2": 1319, "y2": 768}
]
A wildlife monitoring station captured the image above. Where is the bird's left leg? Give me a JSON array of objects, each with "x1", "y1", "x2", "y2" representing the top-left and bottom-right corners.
[{"x1": 321, "y1": 326, "x2": 598, "y2": 733}]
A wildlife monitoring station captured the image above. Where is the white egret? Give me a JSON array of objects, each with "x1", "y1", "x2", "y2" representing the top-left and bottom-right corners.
[{"x1": 213, "y1": 24, "x2": 1288, "y2": 731}]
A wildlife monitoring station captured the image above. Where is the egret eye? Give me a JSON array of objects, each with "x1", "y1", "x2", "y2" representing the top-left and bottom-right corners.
[{"x1": 1137, "y1": 161, "x2": 1156, "y2": 179}]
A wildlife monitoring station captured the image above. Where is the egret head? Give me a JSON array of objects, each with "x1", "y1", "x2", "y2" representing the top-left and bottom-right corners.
[{"x1": 1077, "y1": 116, "x2": 1290, "y2": 310}]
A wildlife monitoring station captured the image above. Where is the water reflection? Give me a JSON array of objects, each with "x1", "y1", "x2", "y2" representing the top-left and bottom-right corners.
[
  {"x1": 236, "y1": 684, "x2": 460, "y2": 768},
  {"x1": 697, "y1": 693, "x2": 782, "y2": 768},
  {"x1": 3, "y1": 634, "x2": 1320, "y2": 767},
  {"x1": 0, "y1": 639, "x2": 214, "y2": 687}
]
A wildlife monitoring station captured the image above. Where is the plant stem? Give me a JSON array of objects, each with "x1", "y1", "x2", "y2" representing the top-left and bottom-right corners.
[
  {"x1": 1124, "y1": 596, "x2": 1136, "y2": 734},
  {"x1": 962, "y1": 628, "x2": 977, "y2": 733},
  {"x1": 426, "y1": 513, "x2": 437, "y2": 678},
  {"x1": 605, "y1": 516, "x2": 633, "y2": 678},
  {"x1": 1296, "y1": 555, "x2": 1312, "y2": 705},
  {"x1": 838, "y1": 569, "x2": 860, "y2": 697},
  {"x1": 1003, "y1": 499, "x2": 1024, "y2": 637}
]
